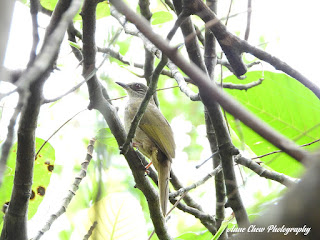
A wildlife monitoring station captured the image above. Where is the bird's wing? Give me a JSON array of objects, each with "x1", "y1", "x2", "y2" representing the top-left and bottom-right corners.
[{"x1": 139, "y1": 103, "x2": 175, "y2": 159}]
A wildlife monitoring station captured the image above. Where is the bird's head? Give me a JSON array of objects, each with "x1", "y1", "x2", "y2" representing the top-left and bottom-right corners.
[{"x1": 116, "y1": 82, "x2": 148, "y2": 98}]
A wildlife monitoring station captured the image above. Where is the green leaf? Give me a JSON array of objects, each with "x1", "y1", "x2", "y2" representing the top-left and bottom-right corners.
[
  {"x1": 95, "y1": 128, "x2": 118, "y2": 149},
  {"x1": 151, "y1": 11, "x2": 173, "y2": 25},
  {"x1": 0, "y1": 138, "x2": 55, "y2": 229},
  {"x1": 117, "y1": 36, "x2": 132, "y2": 56},
  {"x1": 68, "y1": 41, "x2": 81, "y2": 50},
  {"x1": 40, "y1": 0, "x2": 57, "y2": 11},
  {"x1": 225, "y1": 71, "x2": 320, "y2": 176},
  {"x1": 211, "y1": 214, "x2": 234, "y2": 240}
]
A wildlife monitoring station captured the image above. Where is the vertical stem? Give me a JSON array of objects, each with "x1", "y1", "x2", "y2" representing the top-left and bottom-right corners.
[{"x1": 204, "y1": 1, "x2": 227, "y2": 236}]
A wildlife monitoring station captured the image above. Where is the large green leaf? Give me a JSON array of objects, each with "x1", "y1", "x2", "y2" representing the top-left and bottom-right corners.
[
  {"x1": 71, "y1": 193, "x2": 148, "y2": 239},
  {"x1": 0, "y1": 138, "x2": 55, "y2": 229},
  {"x1": 225, "y1": 71, "x2": 320, "y2": 176}
]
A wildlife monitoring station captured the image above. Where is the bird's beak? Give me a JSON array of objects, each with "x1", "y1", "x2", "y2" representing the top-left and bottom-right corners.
[{"x1": 116, "y1": 82, "x2": 128, "y2": 89}]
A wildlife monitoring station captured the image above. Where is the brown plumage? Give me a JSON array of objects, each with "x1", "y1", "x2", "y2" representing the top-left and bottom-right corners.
[{"x1": 116, "y1": 82, "x2": 175, "y2": 216}]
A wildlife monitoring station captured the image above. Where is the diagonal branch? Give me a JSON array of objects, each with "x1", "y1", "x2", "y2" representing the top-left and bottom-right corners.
[
  {"x1": 109, "y1": 0, "x2": 309, "y2": 165},
  {"x1": 170, "y1": 171, "x2": 217, "y2": 233},
  {"x1": 0, "y1": 98, "x2": 23, "y2": 187},
  {"x1": 170, "y1": 165, "x2": 222, "y2": 198},
  {"x1": 182, "y1": 0, "x2": 320, "y2": 99},
  {"x1": 111, "y1": 7, "x2": 200, "y2": 101},
  {"x1": 82, "y1": 1, "x2": 172, "y2": 239},
  {"x1": 235, "y1": 155, "x2": 298, "y2": 187}
]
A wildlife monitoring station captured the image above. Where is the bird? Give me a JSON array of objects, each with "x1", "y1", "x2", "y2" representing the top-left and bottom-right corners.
[{"x1": 116, "y1": 82, "x2": 175, "y2": 216}]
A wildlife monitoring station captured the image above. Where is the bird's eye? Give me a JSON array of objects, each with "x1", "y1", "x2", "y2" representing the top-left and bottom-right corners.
[{"x1": 134, "y1": 83, "x2": 141, "y2": 89}]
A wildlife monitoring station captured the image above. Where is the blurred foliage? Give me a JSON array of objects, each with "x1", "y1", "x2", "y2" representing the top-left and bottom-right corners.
[
  {"x1": 0, "y1": 138, "x2": 55, "y2": 231},
  {"x1": 224, "y1": 71, "x2": 320, "y2": 177},
  {"x1": 70, "y1": 193, "x2": 148, "y2": 239},
  {"x1": 151, "y1": 11, "x2": 174, "y2": 25}
]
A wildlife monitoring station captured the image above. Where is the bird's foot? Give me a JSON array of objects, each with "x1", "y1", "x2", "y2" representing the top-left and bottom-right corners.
[
  {"x1": 132, "y1": 142, "x2": 142, "y2": 149},
  {"x1": 144, "y1": 162, "x2": 153, "y2": 175}
]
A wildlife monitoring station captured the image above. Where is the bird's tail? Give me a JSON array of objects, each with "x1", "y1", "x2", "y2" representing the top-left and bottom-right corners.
[{"x1": 158, "y1": 159, "x2": 171, "y2": 217}]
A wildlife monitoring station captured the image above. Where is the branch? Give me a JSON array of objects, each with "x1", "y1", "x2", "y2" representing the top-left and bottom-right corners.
[
  {"x1": 83, "y1": 221, "x2": 98, "y2": 240},
  {"x1": 28, "y1": 0, "x2": 40, "y2": 66},
  {"x1": 170, "y1": 171, "x2": 217, "y2": 234},
  {"x1": 111, "y1": 7, "x2": 200, "y2": 101},
  {"x1": 252, "y1": 138, "x2": 320, "y2": 160},
  {"x1": 217, "y1": 59, "x2": 259, "y2": 77},
  {"x1": 109, "y1": 0, "x2": 309, "y2": 164},
  {"x1": 82, "y1": 1, "x2": 172, "y2": 239},
  {"x1": 234, "y1": 155, "x2": 298, "y2": 187},
  {"x1": 0, "y1": 68, "x2": 23, "y2": 85},
  {"x1": 194, "y1": 24, "x2": 205, "y2": 46},
  {"x1": 182, "y1": 0, "x2": 320, "y2": 99},
  {"x1": 170, "y1": 197, "x2": 217, "y2": 228},
  {"x1": 120, "y1": 55, "x2": 168, "y2": 155},
  {"x1": 229, "y1": 152, "x2": 320, "y2": 240},
  {"x1": 244, "y1": 0, "x2": 252, "y2": 41},
  {"x1": 42, "y1": 75, "x2": 89, "y2": 104},
  {"x1": 173, "y1": 0, "x2": 249, "y2": 228},
  {"x1": 204, "y1": 1, "x2": 227, "y2": 235},
  {"x1": 164, "y1": 0, "x2": 175, "y2": 11},
  {"x1": 0, "y1": 0, "x2": 15, "y2": 81},
  {"x1": 0, "y1": 98, "x2": 23, "y2": 186},
  {"x1": 14, "y1": 0, "x2": 81, "y2": 94},
  {"x1": 223, "y1": 78, "x2": 263, "y2": 90},
  {"x1": 35, "y1": 109, "x2": 86, "y2": 158},
  {"x1": 170, "y1": 165, "x2": 222, "y2": 198},
  {"x1": 32, "y1": 138, "x2": 96, "y2": 240},
  {"x1": 67, "y1": 23, "x2": 83, "y2": 62},
  {"x1": 138, "y1": 0, "x2": 158, "y2": 105},
  {"x1": 97, "y1": 47, "x2": 143, "y2": 69},
  {"x1": 1, "y1": 1, "x2": 81, "y2": 238},
  {"x1": 44, "y1": 27, "x2": 123, "y2": 104}
]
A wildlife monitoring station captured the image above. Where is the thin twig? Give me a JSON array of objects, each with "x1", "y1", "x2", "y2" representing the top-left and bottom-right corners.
[
  {"x1": 111, "y1": 6, "x2": 200, "y2": 101},
  {"x1": 148, "y1": 192, "x2": 188, "y2": 240},
  {"x1": 35, "y1": 109, "x2": 87, "y2": 159},
  {"x1": 223, "y1": 78, "x2": 263, "y2": 90},
  {"x1": 170, "y1": 165, "x2": 222, "y2": 198},
  {"x1": 15, "y1": 0, "x2": 81, "y2": 93},
  {"x1": 244, "y1": 0, "x2": 252, "y2": 41},
  {"x1": 224, "y1": 0, "x2": 234, "y2": 26},
  {"x1": 195, "y1": 150, "x2": 219, "y2": 169},
  {"x1": 33, "y1": 138, "x2": 96, "y2": 240},
  {"x1": 43, "y1": 29, "x2": 122, "y2": 104},
  {"x1": 235, "y1": 154, "x2": 298, "y2": 187},
  {"x1": 252, "y1": 138, "x2": 320, "y2": 160},
  {"x1": 0, "y1": 98, "x2": 23, "y2": 186},
  {"x1": 83, "y1": 221, "x2": 98, "y2": 240}
]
